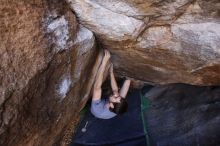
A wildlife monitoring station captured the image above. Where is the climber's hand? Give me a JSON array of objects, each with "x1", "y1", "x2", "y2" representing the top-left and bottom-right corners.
[{"x1": 103, "y1": 50, "x2": 111, "y2": 62}]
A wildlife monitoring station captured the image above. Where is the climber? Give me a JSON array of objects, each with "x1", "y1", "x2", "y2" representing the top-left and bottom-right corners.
[{"x1": 91, "y1": 50, "x2": 131, "y2": 119}]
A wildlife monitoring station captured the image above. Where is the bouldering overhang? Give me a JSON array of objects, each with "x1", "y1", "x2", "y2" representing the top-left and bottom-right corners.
[{"x1": 66, "y1": 0, "x2": 220, "y2": 85}]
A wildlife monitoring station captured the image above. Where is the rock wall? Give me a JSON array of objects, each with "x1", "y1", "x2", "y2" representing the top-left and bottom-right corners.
[
  {"x1": 67, "y1": 0, "x2": 220, "y2": 85},
  {"x1": 143, "y1": 84, "x2": 220, "y2": 146},
  {"x1": 0, "y1": 0, "x2": 100, "y2": 145},
  {"x1": 0, "y1": 0, "x2": 220, "y2": 146}
]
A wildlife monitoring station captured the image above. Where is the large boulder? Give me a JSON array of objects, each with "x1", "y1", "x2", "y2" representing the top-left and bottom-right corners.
[
  {"x1": 143, "y1": 84, "x2": 220, "y2": 146},
  {"x1": 67, "y1": 0, "x2": 220, "y2": 85},
  {"x1": 0, "y1": 0, "x2": 100, "y2": 146}
]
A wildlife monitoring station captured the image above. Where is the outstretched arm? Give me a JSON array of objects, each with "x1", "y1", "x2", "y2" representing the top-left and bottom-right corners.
[
  {"x1": 93, "y1": 50, "x2": 110, "y2": 101},
  {"x1": 110, "y1": 64, "x2": 119, "y2": 95},
  {"x1": 119, "y1": 79, "x2": 131, "y2": 98}
]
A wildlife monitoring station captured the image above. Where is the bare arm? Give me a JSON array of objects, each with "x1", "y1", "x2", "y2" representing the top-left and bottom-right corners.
[
  {"x1": 110, "y1": 64, "x2": 119, "y2": 95},
  {"x1": 119, "y1": 79, "x2": 131, "y2": 98},
  {"x1": 92, "y1": 50, "x2": 110, "y2": 101}
]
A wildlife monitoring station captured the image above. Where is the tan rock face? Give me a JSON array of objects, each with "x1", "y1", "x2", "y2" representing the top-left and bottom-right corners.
[
  {"x1": 0, "y1": 0, "x2": 99, "y2": 145},
  {"x1": 67, "y1": 0, "x2": 220, "y2": 85}
]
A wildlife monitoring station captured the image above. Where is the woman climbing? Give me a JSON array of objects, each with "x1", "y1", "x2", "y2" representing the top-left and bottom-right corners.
[{"x1": 91, "y1": 50, "x2": 131, "y2": 119}]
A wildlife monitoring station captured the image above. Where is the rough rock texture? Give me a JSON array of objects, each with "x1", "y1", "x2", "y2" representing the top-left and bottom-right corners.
[
  {"x1": 0, "y1": 0, "x2": 99, "y2": 146},
  {"x1": 144, "y1": 84, "x2": 220, "y2": 146},
  {"x1": 1, "y1": 0, "x2": 220, "y2": 146},
  {"x1": 67, "y1": 0, "x2": 220, "y2": 85}
]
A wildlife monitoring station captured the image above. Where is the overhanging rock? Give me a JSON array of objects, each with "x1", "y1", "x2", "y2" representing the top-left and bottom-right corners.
[{"x1": 67, "y1": 0, "x2": 220, "y2": 85}]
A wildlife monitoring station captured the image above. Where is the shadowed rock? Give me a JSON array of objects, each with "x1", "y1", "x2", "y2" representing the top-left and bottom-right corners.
[{"x1": 144, "y1": 84, "x2": 220, "y2": 146}]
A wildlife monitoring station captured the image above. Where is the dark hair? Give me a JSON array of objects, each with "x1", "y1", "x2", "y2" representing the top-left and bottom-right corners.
[{"x1": 109, "y1": 98, "x2": 128, "y2": 114}]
